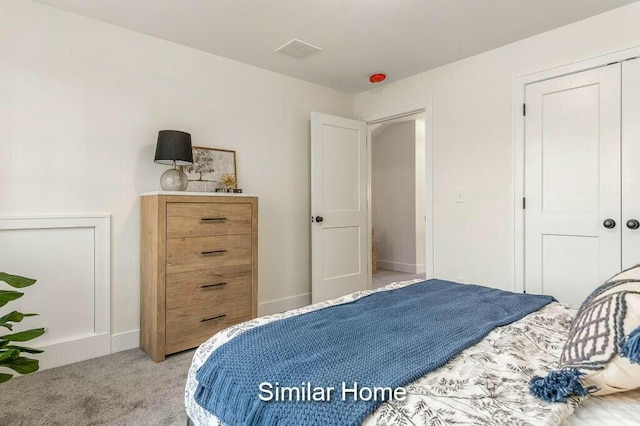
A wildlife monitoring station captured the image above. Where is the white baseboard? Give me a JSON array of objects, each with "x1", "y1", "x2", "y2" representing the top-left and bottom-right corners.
[
  {"x1": 111, "y1": 329, "x2": 140, "y2": 353},
  {"x1": 378, "y1": 260, "x2": 424, "y2": 274},
  {"x1": 258, "y1": 293, "x2": 311, "y2": 316},
  {"x1": 35, "y1": 334, "x2": 111, "y2": 371},
  {"x1": 47, "y1": 294, "x2": 311, "y2": 365}
]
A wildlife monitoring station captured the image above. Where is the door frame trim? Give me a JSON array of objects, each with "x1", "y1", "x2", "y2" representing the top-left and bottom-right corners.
[
  {"x1": 359, "y1": 100, "x2": 434, "y2": 289},
  {"x1": 513, "y1": 45, "x2": 640, "y2": 294}
]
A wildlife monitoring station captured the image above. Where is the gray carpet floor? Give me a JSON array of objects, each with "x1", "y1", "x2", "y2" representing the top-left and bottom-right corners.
[
  {"x1": 0, "y1": 348, "x2": 194, "y2": 426},
  {"x1": 0, "y1": 271, "x2": 424, "y2": 426}
]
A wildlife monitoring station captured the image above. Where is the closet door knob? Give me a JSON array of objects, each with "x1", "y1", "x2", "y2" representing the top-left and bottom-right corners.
[
  {"x1": 603, "y1": 219, "x2": 616, "y2": 229},
  {"x1": 315, "y1": 216, "x2": 324, "y2": 223},
  {"x1": 627, "y1": 219, "x2": 640, "y2": 230}
]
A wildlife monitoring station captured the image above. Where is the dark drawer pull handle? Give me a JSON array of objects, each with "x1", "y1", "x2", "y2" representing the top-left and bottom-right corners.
[
  {"x1": 200, "y1": 250, "x2": 227, "y2": 256},
  {"x1": 200, "y1": 217, "x2": 227, "y2": 222},
  {"x1": 201, "y1": 314, "x2": 226, "y2": 322},
  {"x1": 201, "y1": 282, "x2": 227, "y2": 289}
]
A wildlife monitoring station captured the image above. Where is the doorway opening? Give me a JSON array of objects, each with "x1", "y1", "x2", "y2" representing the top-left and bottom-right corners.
[{"x1": 369, "y1": 112, "x2": 428, "y2": 289}]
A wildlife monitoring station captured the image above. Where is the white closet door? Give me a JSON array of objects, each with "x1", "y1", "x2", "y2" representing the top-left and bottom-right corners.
[
  {"x1": 524, "y1": 64, "x2": 621, "y2": 307},
  {"x1": 622, "y1": 59, "x2": 640, "y2": 270}
]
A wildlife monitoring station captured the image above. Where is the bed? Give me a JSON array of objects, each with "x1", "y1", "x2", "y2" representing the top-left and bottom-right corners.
[{"x1": 185, "y1": 279, "x2": 640, "y2": 425}]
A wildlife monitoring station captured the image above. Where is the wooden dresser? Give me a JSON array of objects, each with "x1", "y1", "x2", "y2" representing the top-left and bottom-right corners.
[{"x1": 140, "y1": 192, "x2": 258, "y2": 362}]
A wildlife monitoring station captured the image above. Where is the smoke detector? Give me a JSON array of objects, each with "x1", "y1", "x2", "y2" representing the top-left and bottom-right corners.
[
  {"x1": 369, "y1": 73, "x2": 386, "y2": 83},
  {"x1": 274, "y1": 39, "x2": 323, "y2": 59}
]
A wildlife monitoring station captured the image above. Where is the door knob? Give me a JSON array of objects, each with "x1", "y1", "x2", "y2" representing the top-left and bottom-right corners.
[
  {"x1": 315, "y1": 216, "x2": 324, "y2": 223},
  {"x1": 603, "y1": 219, "x2": 616, "y2": 229},
  {"x1": 627, "y1": 219, "x2": 640, "y2": 230}
]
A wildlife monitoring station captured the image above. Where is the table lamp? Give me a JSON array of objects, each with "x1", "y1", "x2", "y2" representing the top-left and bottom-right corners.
[{"x1": 154, "y1": 130, "x2": 193, "y2": 191}]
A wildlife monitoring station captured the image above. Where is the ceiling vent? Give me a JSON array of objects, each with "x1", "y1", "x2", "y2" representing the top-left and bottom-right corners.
[{"x1": 274, "y1": 39, "x2": 323, "y2": 59}]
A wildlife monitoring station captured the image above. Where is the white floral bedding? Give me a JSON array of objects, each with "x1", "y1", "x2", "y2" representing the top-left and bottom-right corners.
[{"x1": 185, "y1": 280, "x2": 585, "y2": 426}]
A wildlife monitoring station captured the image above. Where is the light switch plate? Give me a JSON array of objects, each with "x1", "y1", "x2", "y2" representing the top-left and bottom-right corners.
[{"x1": 456, "y1": 191, "x2": 464, "y2": 203}]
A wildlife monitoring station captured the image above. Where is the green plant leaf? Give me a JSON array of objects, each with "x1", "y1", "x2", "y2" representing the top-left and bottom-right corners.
[
  {"x1": 0, "y1": 328, "x2": 45, "y2": 342},
  {"x1": 6, "y1": 345, "x2": 44, "y2": 354},
  {"x1": 0, "y1": 373, "x2": 13, "y2": 383},
  {"x1": 0, "y1": 273, "x2": 36, "y2": 288},
  {"x1": 0, "y1": 311, "x2": 36, "y2": 328},
  {"x1": 0, "y1": 356, "x2": 39, "y2": 374},
  {"x1": 0, "y1": 339, "x2": 8, "y2": 348},
  {"x1": 1, "y1": 324, "x2": 12, "y2": 331},
  {"x1": 0, "y1": 290, "x2": 24, "y2": 308},
  {"x1": 0, "y1": 349, "x2": 19, "y2": 362}
]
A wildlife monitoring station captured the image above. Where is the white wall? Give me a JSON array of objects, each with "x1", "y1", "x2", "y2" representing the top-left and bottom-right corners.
[
  {"x1": 371, "y1": 120, "x2": 426, "y2": 274},
  {"x1": 372, "y1": 121, "x2": 416, "y2": 272},
  {"x1": 0, "y1": 0, "x2": 353, "y2": 347},
  {"x1": 355, "y1": 2, "x2": 640, "y2": 290}
]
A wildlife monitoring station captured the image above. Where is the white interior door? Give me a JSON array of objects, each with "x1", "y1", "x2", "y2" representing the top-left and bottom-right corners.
[
  {"x1": 622, "y1": 59, "x2": 640, "y2": 270},
  {"x1": 524, "y1": 64, "x2": 621, "y2": 307},
  {"x1": 311, "y1": 112, "x2": 368, "y2": 303}
]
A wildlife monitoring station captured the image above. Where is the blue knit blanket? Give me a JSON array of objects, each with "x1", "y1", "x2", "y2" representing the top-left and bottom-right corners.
[{"x1": 195, "y1": 280, "x2": 554, "y2": 425}]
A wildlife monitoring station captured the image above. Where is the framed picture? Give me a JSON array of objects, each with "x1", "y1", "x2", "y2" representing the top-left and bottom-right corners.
[{"x1": 182, "y1": 146, "x2": 237, "y2": 192}]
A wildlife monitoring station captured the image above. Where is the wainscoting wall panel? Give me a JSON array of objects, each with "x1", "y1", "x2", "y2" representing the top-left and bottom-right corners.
[{"x1": 0, "y1": 216, "x2": 110, "y2": 370}]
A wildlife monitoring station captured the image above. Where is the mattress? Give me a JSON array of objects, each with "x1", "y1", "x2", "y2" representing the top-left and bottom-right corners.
[{"x1": 185, "y1": 279, "x2": 640, "y2": 425}]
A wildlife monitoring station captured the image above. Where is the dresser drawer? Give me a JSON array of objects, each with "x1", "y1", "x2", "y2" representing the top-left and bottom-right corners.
[
  {"x1": 166, "y1": 266, "x2": 252, "y2": 310},
  {"x1": 166, "y1": 202, "x2": 251, "y2": 238},
  {"x1": 166, "y1": 234, "x2": 251, "y2": 274},
  {"x1": 165, "y1": 296, "x2": 251, "y2": 354}
]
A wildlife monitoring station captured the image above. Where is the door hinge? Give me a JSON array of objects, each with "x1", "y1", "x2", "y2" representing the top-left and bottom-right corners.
[
  {"x1": 522, "y1": 103, "x2": 526, "y2": 116},
  {"x1": 522, "y1": 197, "x2": 526, "y2": 209}
]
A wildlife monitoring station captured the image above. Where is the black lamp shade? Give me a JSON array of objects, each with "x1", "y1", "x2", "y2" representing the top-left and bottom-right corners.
[{"x1": 154, "y1": 130, "x2": 194, "y2": 166}]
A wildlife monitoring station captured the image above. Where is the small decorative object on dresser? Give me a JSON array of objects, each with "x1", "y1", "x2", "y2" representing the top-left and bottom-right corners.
[
  {"x1": 220, "y1": 173, "x2": 237, "y2": 190},
  {"x1": 154, "y1": 130, "x2": 194, "y2": 191},
  {"x1": 215, "y1": 173, "x2": 242, "y2": 193},
  {"x1": 140, "y1": 192, "x2": 258, "y2": 362}
]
